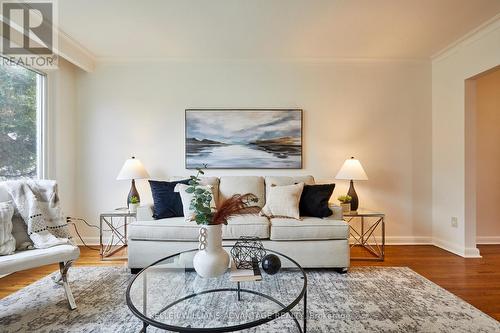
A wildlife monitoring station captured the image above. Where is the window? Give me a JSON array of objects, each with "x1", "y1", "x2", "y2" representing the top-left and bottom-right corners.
[{"x1": 0, "y1": 61, "x2": 45, "y2": 180}]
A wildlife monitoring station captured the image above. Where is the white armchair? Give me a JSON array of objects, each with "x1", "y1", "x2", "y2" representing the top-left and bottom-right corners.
[{"x1": 0, "y1": 185, "x2": 80, "y2": 310}]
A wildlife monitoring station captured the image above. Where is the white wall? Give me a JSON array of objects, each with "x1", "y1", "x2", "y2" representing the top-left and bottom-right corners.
[
  {"x1": 46, "y1": 58, "x2": 79, "y2": 215},
  {"x1": 476, "y1": 68, "x2": 500, "y2": 244},
  {"x1": 74, "y1": 60, "x2": 432, "y2": 244},
  {"x1": 432, "y1": 18, "x2": 500, "y2": 257}
]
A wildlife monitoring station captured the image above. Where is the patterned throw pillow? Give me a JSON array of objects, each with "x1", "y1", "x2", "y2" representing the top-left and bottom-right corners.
[
  {"x1": 0, "y1": 201, "x2": 16, "y2": 256},
  {"x1": 261, "y1": 183, "x2": 304, "y2": 219}
]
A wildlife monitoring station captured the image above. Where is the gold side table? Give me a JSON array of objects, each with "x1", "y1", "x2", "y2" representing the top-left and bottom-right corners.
[
  {"x1": 99, "y1": 208, "x2": 136, "y2": 261},
  {"x1": 343, "y1": 210, "x2": 385, "y2": 261}
]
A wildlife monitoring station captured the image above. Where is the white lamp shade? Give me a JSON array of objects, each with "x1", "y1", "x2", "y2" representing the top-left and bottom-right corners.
[
  {"x1": 116, "y1": 157, "x2": 150, "y2": 180},
  {"x1": 335, "y1": 157, "x2": 368, "y2": 181}
]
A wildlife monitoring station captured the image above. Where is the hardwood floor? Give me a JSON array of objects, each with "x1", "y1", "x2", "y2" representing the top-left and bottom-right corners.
[
  {"x1": 0, "y1": 247, "x2": 127, "y2": 300},
  {"x1": 1, "y1": 245, "x2": 499, "y2": 321}
]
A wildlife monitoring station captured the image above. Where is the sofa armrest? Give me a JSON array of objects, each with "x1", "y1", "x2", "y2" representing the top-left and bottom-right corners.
[
  {"x1": 328, "y1": 203, "x2": 343, "y2": 220},
  {"x1": 136, "y1": 205, "x2": 154, "y2": 221}
]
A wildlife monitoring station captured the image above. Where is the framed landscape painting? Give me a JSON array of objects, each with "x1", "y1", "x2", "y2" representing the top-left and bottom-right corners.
[{"x1": 185, "y1": 109, "x2": 303, "y2": 169}]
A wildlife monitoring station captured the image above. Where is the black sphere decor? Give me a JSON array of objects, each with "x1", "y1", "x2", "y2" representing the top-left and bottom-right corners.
[{"x1": 261, "y1": 254, "x2": 281, "y2": 275}]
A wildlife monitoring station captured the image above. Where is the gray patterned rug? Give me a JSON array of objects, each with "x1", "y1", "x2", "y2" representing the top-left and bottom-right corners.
[{"x1": 0, "y1": 266, "x2": 499, "y2": 332}]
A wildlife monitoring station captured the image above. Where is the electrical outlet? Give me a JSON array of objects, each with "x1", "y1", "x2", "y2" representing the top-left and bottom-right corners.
[{"x1": 451, "y1": 217, "x2": 458, "y2": 228}]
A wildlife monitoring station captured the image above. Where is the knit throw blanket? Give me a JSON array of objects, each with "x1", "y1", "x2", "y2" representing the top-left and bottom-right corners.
[{"x1": 4, "y1": 180, "x2": 72, "y2": 249}]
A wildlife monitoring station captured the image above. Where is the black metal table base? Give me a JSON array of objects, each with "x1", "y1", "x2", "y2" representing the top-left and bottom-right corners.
[
  {"x1": 127, "y1": 247, "x2": 307, "y2": 333},
  {"x1": 139, "y1": 286, "x2": 307, "y2": 333}
]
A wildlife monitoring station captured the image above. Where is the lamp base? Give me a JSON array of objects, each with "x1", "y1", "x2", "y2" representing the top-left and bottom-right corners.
[
  {"x1": 348, "y1": 180, "x2": 359, "y2": 211},
  {"x1": 127, "y1": 179, "x2": 140, "y2": 206}
]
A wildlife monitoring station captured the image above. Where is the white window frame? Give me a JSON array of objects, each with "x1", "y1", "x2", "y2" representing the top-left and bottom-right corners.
[{"x1": 36, "y1": 71, "x2": 48, "y2": 179}]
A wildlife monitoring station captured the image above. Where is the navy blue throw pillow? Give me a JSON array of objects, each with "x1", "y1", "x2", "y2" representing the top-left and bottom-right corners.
[
  {"x1": 149, "y1": 179, "x2": 190, "y2": 219},
  {"x1": 299, "y1": 184, "x2": 335, "y2": 218}
]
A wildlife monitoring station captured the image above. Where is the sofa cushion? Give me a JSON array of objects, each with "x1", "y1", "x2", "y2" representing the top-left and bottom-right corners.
[
  {"x1": 0, "y1": 244, "x2": 79, "y2": 275},
  {"x1": 222, "y1": 215, "x2": 270, "y2": 239},
  {"x1": 265, "y1": 176, "x2": 314, "y2": 201},
  {"x1": 129, "y1": 217, "x2": 200, "y2": 241},
  {"x1": 130, "y1": 215, "x2": 271, "y2": 241},
  {"x1": 171, "y1": 176, "x2": 220, "y2": 205},
  {"x1": 219, "y1": 176, "x2": 265, "y2": 207},
  {"x1": 270, "y1": 217, "x2": 349, "y2": 241}
]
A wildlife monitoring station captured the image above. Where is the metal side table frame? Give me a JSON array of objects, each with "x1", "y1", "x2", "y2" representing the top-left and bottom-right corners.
[
  {"x1": 99, "y1": 209, "x2": 135, "y2": 260},
  {"x1": 343, "y1": 210, "x2": 385, "y2": 261}
]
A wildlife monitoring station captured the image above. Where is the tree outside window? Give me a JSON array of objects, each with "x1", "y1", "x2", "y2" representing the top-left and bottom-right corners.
[{"x1": 0, "y1": 63, "x2": 43, "y2": 180}]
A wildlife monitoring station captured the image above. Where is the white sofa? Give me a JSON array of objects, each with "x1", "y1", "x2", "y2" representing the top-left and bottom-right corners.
[
  {"x1": 128, "y1": 176, "x2": 350, "y2": 271},
  {"x1": 0, "y1": 184, "x2": 80, "y2": 309}
]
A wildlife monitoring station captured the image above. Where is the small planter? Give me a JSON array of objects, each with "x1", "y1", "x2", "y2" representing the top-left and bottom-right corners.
[
  {"x1": 340, "y1": 203, "x2": 351, "y2": 213},
  {"x1": 129, "y1": 203, "x2": 140, "y2": 213},
  {"x1": 193, "y1": 224, "x2": 229, "y2": 278}
]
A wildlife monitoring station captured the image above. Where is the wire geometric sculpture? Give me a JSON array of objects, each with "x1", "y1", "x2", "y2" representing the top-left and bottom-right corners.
[{"x1": 230, "y1": 237, "x2": 267, "y2": 269}]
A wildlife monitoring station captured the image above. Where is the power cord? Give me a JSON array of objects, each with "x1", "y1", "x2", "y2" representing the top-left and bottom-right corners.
[{"x1": 66, "y1": 217, "x2": 100, "y2": 251}]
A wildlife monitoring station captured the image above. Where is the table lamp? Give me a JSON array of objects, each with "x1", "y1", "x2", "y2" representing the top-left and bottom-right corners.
[
  {"x1": 335, "y1": 157, "x2": 368, "y2": 211},
  {"x1": 116, "y1": 156, "x2": 150, "y2": 206}
]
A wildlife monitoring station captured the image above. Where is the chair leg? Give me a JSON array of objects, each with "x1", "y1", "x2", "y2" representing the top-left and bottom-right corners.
[{"x1": 57, "y1": 261, "x2": 77, "y2": 310}]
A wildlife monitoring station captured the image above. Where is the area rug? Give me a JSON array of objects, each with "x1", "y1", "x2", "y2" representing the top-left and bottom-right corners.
[{"x1": 0, "y1": 266, "x2": 498, "y2": 332}]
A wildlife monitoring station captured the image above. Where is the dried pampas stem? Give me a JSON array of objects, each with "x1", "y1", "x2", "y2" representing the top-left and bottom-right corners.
[{"x1": 211, "y1": 193, "x2": 261, "y2": 225}]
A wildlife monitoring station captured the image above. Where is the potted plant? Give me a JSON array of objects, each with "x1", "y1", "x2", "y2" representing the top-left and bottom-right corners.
[
  {"x1": 129, "y1": 195, "x2": 140, "y2": 213},
  {"x1": 187, "y1": 168, "x2": 259, "y2": 278},
  {"x1": 338, "y1": 195, "x2": 352, "y2": 213}
]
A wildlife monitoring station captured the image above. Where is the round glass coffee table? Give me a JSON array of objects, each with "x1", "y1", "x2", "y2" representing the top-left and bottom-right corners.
[{"x1": 126, "y1": 246, "x2": 307, "y2": 332}]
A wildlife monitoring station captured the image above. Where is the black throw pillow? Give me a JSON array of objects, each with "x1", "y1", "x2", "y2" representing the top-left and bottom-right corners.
[
  {"x1": 299, "y1": 184, "x2": 335, "y2": 218},
  {"x1": 149, "y1": 179, "x2": 190, "y2": 219}
]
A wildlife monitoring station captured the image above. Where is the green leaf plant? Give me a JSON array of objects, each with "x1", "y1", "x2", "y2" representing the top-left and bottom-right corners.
[
  {"x1": 337, "y1": 195, "x2": 352, "y2": 204},
  {"x1": 187, "y1": 168, "x2": 214, "y2": 225}
]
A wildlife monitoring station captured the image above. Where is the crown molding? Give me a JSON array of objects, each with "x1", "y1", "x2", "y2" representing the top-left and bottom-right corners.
[
  {"x1": 0, "y1": 12, "x2": 96, "y2": 72},
  {"x1": 55, "y1": 30, "x2": 96, "y2": 72},
  {"x1": 432, "y1": 13, "x2": 500, "y2": 63},
  {"x1": 96, "y1": 56, "x2": 429, "y2": 65}
]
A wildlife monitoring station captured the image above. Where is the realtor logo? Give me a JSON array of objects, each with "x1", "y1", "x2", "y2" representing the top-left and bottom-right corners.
[{"x1": 1, "y1": 0, "x2": 58, "y2": 68}]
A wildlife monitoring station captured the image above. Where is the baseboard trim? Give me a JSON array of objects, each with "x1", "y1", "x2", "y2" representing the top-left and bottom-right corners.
[
  {"x1": 476, "y1": 236, "x2": 500, "y2": 244},
  {"x1": 78, "y1": 236, "x2": 487, "y2": 258},
  {"x1": 380, "y1": 236, "x2": 432, "y2": 245},
  {"x1": 74, "y1": 237, "x2": 100, "y2": 246},
  {"x1": 348, "y1": 236, "x2": 432, "y2": 245},
  {"x1": 432, "y1": 238, "x2": 482, "y2": 258},
  {"x1": 432, "y1": 238, "x2": 463, "y2": 256},
  {"x1": 464, "y1": 247, "x2": 482, "y2": 258},
  {"x1": 78, "y1": 236, "x2": 433, "y2": 247}
]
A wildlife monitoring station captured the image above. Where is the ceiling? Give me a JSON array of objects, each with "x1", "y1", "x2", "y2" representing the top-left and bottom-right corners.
[{"x1": 58, "y1": 0, "x2": 500, "y2": 60}]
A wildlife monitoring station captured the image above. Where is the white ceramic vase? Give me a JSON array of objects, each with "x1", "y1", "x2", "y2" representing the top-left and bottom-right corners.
[
  {"x1": 193, "y1": 224, "x2": 229, "y2": 278},
  {"x1": 129, "y1": 203, "x2": 139, "y2": 213}
]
